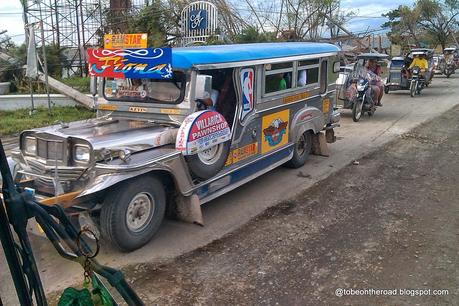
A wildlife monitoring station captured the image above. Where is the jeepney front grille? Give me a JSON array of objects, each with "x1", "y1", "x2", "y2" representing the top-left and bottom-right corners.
[
  {"x1": 37, "y1": 138, "x2": 65, "y2": 161},
  {"x1": 26, "y1": 159, "x2": 87, "y2": 193},
  {"x1": 28, "y1": 159, "x2": 85, "y2": 181}
]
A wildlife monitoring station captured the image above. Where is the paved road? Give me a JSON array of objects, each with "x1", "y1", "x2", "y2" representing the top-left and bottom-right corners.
[{"x1": 1, "y1": 75, "x2": 459, "y2": 301}]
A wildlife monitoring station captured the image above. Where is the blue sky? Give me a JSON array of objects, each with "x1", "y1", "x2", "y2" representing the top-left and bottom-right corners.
[{"x1": 0, "y1": 0, "x2": 415, "y2": 44}]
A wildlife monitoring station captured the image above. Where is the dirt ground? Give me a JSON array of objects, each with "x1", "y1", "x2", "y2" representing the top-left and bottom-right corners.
[{"x1": 120, "y1": 105, "x2": 459, "y2": 306}]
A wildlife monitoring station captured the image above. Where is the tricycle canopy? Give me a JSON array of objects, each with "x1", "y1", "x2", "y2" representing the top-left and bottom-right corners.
[{"x1": 356, "y1": 53, "x2": 389, "y2": 60}]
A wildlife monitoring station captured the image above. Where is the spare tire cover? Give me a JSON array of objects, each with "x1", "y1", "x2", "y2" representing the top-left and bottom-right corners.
[{"x1": 176, "y1": 110, "x2": 232, "y2": 179}]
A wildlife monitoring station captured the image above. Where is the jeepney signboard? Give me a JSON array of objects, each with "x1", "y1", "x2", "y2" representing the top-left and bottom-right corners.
[
  {"x1": 176, "y1": 110, "x2": 231, "y2": 155},
  {"x1": 87, "y1": 48, "x2": 172, "y2": 79},
  {"x1": 104, "y1": 33, "x2": 148, "y2": 49}
]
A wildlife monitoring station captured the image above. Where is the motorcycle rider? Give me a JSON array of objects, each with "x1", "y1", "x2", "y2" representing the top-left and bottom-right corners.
[
  {"x1": 444, "y1": 48, "x2": 456, "y2": 71},
  {"x1": 366, "y1": 59, "x2": 384, "y2": 106},
  {"x1": 409, "y1": 53, "x2": 428, "y2": 71}
]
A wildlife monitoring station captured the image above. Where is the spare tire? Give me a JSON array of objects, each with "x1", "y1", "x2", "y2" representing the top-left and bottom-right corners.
[{"x1": 185, "y1": 141, "x2": 231, "y2": 180}]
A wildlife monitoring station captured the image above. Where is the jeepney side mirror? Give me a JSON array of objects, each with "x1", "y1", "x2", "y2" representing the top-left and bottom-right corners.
[
  {"x1": 333, "y1": 61, "x2": 341, "y2": 73},
  {"x1": 195, "y1": 74, "x2": 213, "y2": 100},
  {"x1": 90, "y1": 76, "x2": 98, "y2": 97}
]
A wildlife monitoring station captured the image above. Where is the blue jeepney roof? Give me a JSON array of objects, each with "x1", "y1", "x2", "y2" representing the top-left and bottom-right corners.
[{"x1": 171, "y1": 42, "x2": 340, "y2": 69}]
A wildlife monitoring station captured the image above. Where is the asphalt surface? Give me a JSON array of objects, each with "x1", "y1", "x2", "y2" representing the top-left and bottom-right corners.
[
  {"x1": 1, "y1": 75, "x2": 459, "y2": 304},
  {"x1": 125, "y1": 95, "x2": 459, "y2": 306}
]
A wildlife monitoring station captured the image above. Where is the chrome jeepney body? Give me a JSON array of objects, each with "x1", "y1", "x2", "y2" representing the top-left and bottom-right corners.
[{"x1": 12, "y1": 42, "x2": 341, "y2": 250}]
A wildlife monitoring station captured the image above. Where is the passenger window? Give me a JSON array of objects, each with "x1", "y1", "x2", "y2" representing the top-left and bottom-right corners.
[
  {"x1": 320, "y1": 60, "x2": 328, "y2": 93},
  {"x1": 297, "y1": 58, "x2": 319, "y2": 87},
  {"x1": 264, "y1": 62, "x2": 293, "y2": 94},
  {"x1": 298, "y1": 67, "x2": 319, "y2": 86}
]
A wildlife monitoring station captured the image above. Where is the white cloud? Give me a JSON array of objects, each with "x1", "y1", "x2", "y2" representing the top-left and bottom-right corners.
[{"x1": 0, "y1": 1, "x2": 25, "y2": 44}]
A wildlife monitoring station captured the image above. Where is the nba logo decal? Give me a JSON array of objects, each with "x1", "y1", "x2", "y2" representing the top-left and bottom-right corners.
[{"x1": 240, "y1": 68, "x2": 254, "y2": 121}]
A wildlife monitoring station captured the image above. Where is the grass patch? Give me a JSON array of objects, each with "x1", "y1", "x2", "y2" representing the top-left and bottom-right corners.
[
  {"x1": 59, "y1": 77, "x2": 90, "y2": 93},
  {"x1": 0, "y1": 106, "x2": 95, "y2": 137}
]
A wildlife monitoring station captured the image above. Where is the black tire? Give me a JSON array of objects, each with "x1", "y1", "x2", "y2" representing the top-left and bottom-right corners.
[
  {"x1": 185, "y1": 141, "x2": 231, "y2": 180},
  {"x1": 384, "y1": 86, "x2": 389, "y2": 94},
  {"x1": 352, "y1": 98, "x2": 364, "y2": 122},
  {"x1": 410, "y1": 81, "x2": 416, "y2": 97},
  {"x1": 446, "y1": 73, "x2": 451, "y2": 78},
  {"x1": 285, "y1": 130, "x2": 313, "y2": 168},
  {"x1": 100, "y1": 175, "x2": 166, "y2": 252}
]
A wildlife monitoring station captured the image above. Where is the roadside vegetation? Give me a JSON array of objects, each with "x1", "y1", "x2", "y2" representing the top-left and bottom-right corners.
[{"x1": 0, "y1": 106, "x2": 95, "y2": 137}]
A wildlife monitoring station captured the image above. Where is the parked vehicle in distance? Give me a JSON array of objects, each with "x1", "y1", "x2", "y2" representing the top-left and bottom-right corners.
[{"x1": 10, "y1": 42, "x2": 341, "y2": 251}]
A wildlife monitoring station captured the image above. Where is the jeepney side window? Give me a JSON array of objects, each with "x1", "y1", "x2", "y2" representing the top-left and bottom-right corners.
[
  {"x1": 264, "y1": 62, "x2": 293, "y2": 94},
  {"x1": 297, "y1": 59, "x2": 319, "y2": 87},
  {"x1": 320, "y1": 60, "x2": 328, "y2": 94}
]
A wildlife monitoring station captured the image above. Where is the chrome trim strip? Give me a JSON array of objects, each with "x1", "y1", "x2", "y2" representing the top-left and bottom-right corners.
[{"x1": 95, "y1": 151, "x2": 181, "y2": 171}]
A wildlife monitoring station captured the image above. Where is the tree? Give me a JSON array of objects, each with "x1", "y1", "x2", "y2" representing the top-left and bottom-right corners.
[
  {"x1": 383, "y1": 0, "x2": 459, "y2": 50},
  {"x1": 416, "y1": 0, "x2": 459, "y2": 50},
  {"x1": 233, "y1": 26, "x2": 276, "y2": 43},
  {"x1": 242, "y1": 0, "x2": 341, "y2": 41},
  {"x1": 382, "y1": 5, "x2": 421, "y2": 47}
]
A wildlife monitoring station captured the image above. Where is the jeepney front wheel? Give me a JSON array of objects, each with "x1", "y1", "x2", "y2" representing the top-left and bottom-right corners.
[
  {"x1": 285, "y1": 130, "x2": 312, "y2": 168},
  {"x1": 100, "y1": 175, "x2": 166, "y2": 252}
]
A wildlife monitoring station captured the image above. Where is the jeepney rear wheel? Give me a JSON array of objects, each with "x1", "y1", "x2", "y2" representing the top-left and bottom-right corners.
[
  {"x1": 384, "y1": 86, "x2": 389, "y2": 94},
  {"x1": 185, "y1": 141, "x2": 231, "y2": 180},
  {"x1": 285, "y1": 130, "x2": 312, "y2": 168},
  {"x1": 100, "y1": 175, "x2": 166, "y2": 252}
]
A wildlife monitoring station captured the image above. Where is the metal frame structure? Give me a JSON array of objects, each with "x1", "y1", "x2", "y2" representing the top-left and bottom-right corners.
[
  {"x1": 21, "y1": 0, "x2": 147, "y2": 76},
  {"x1": 180, "y1": 1, "x2": 219, "y2": 46}
]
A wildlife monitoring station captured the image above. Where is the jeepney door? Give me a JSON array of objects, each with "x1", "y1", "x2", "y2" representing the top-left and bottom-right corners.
[{"x1": 223, "y1": 67, "x2": 260, "y2": 167}]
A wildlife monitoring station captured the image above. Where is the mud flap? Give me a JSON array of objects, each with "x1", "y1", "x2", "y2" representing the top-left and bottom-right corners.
[
  {"x1": 311, "y1": 132, "x2": 330, "y2": 157},
  {"x1": 175, "y1": 194, "x2": 204, "y2": 226}
]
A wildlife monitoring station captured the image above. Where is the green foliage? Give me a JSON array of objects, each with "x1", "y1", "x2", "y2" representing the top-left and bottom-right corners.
[
  {"x1": 0, "y1": 106, "x2": 95, "y2": 136},
  {"x1": 126, "y1": 0, "x2": 182, "y2": 47},
  {"x1": 416, "y1": 0, "x2": 459, "y2": 49},
  {"x1": 383, "y1": 0, "x2": 459, "y2": 50},
  {"x1": 233, "y1": 26, "x2": 277, "y2": 43}
]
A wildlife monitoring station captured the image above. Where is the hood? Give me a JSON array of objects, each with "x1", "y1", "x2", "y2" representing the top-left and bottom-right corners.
[{"x1": 28, "y1": 118, "x2": 179, "y2": 153}]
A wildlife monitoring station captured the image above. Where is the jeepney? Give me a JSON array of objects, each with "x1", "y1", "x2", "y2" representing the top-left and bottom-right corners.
[{"x1": 11, "y1": 43, "x2": 341, "y2": 251}]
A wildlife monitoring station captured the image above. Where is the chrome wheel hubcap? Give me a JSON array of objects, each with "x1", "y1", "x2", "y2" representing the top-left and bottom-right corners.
[{"x1": 126, "y1": 192, "x2": 154, "y2": 232}]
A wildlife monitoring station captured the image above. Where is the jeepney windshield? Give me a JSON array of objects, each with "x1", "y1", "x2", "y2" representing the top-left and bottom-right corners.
[{"x1": 103, "y1": 71, "x2": 185, "y2": 104}]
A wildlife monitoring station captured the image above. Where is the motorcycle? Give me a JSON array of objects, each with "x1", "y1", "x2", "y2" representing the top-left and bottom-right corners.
[
  {"x1": 444, "y1": 59, "x2": 456, "y2": 78},
  {"x1": 351, "y1": 75, "x2": 376, "y2": 122},
  {"x1": 410, "y1": 66, "x2": 425, "y2": 97}
]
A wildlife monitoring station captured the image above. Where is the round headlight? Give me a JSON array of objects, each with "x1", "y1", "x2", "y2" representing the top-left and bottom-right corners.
[
  {"x1": 74, "y1": 146, "x2": 90, "y2": 162},
  {"x1": 25, "y1": 137, "x2": 37, "y2": 155}
]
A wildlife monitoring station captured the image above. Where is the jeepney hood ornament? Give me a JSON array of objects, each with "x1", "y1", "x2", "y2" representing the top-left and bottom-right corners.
[{"x1": 28, "y1": 117, "x2": 178, "y2": 154}]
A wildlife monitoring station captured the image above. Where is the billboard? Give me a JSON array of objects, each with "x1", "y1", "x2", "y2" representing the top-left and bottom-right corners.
[{"x1": 103, "y1": 33, "x2": 148, "y2": 49}]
